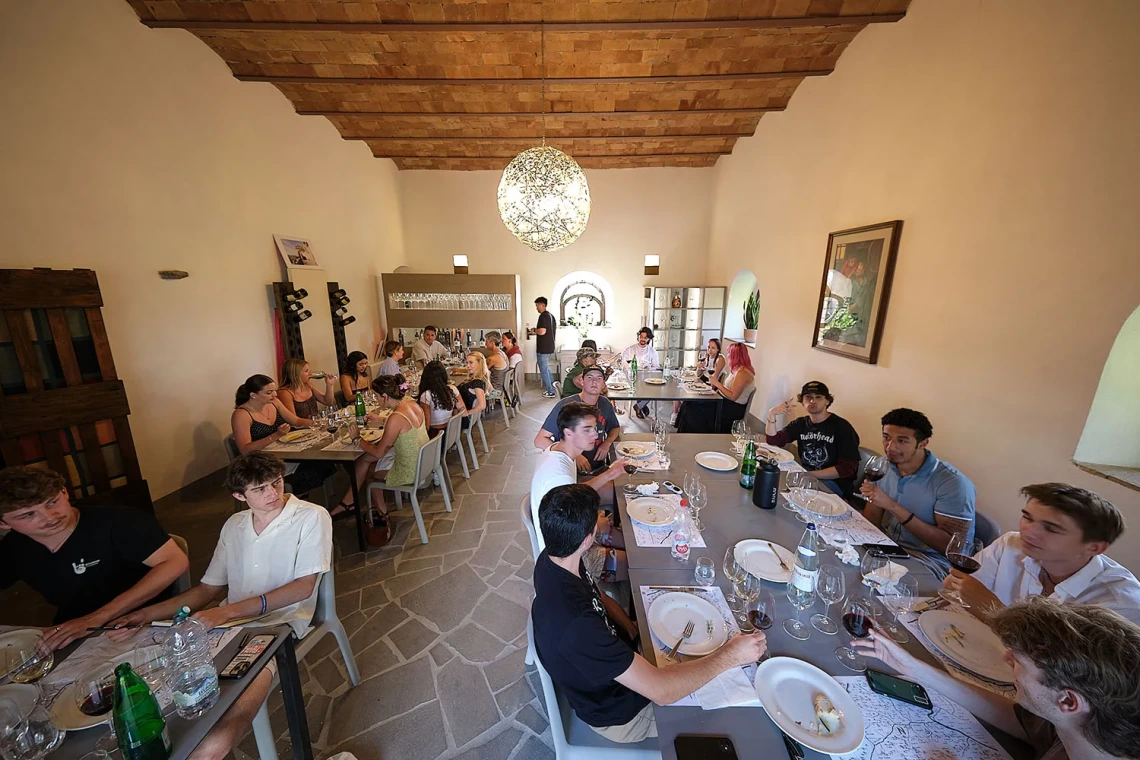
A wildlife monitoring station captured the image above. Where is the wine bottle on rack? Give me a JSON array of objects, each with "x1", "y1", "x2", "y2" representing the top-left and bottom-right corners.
[{"x1": 398, "y1": 328, "x2": 405, "y2": 345}]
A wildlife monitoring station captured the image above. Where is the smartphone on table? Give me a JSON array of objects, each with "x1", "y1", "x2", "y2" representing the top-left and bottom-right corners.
[
  {"x1": 861, "y1": 543, "x2": 910, "y2": 560},
  {"x1": 866, "y1": 669, "x2": 933, "y2": 710},
  {"x1": 674, "y1": 735, "x2": 739, "y2": 760}
]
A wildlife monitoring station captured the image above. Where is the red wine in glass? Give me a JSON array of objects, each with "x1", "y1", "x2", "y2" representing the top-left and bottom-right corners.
[
  {"x1": 748, "y1": 610, "x2": 772, "y2": 630},
  {"x1": 843, "y1": 611, "x2": 872, "y2": 638},
  {"x1": 864, "y1": 471, "x2": 885, "y2": 483},
  {"x1": 623, "y1": 463, "x2": 638, "y2": 476},
  {"x1": 80, "y1": 683, "x2": 115, "y2": 716},
  {"x1": 947, "y1": 553, "x2": 982, "y2": 574}
]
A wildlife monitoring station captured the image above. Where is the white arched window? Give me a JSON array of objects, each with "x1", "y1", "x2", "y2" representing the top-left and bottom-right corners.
[
  {"x1": 551, "y1": 271, "x2": 614, "y2": 343},
  {"x1": 1075, "y1": 305, "x2": 1140, "y2": 482}
]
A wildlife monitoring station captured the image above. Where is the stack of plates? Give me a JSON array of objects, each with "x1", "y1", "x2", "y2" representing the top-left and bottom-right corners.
[
  {"x1": 918, "y1": 611, "x2": 1014, "y2": 683},
  {"x1": 785, "y1": 489, "x2": 848, "y2": 522}
]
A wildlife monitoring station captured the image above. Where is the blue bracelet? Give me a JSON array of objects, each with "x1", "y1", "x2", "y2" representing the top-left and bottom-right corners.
[{"x1": 259, "y1": 594, "x2": 267, "y2": 615}]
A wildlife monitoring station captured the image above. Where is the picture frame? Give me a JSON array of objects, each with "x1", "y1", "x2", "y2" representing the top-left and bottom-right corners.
[
  {"x1": 273, "y1": 234, "x2": 322, "y2": 270},
  {"x1": 811, "y1": 220, "x2": 902, "y2": 364}
]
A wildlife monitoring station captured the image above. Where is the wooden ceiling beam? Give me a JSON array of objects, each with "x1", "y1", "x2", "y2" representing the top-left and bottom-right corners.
[
  {"x1": 347, "y1": 133, "x2": 750, "y2": 142},
  {"x1": 237, "y1": 71, "x2": 829, "y2": 86},
  {"x1": 300, "y1": 107, "x2": 784, "y2": 117},
  {"x1": 372, "y1": 150, "x2": 733, "y2": 159},
  {"x1": 142, "y1": 15, "x2": 902, "y2": 33}
]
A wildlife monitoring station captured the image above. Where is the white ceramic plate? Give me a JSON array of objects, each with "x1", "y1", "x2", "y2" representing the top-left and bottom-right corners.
[
  {"x1": 919, "y1": 611, "x2": 1014, "y2": 683},
  {"x1": 0, "y1": 684, "x2": 39, "y2": 720},
  {"x1": 685, "y1": 382, "x2": 717, "y2": 395},
  {"x1": 644, "y1": 378, "x2": 666, "y2": 385},
  {"x1": 754, "y1": 657, "x2": 865, "y2": 754},
  {"x1": 280, "y1": 429, "x2": 316, "y2": 443},
  {"x1": 0, "y1": 629, "x2": 43, "y2": 674},
  {"x1": 786, "y1": 489, "x2": 848, "y2": 520},
  {"x1": 615, "y1": 442, "x2": 654, "y2": 459},
  {"x1": 695, "y1": 451, "x2": 738, "y2": 472},
  {"x1": 734, "y1": 539, "x2": 795, "y2": 583},
  {"x1": 756, "y1": 443, "x2": 795, "y2": 463},
  {"x1": 51, "y1": 680, "x2": 112, "y2": 731},
  {"x1": 607, "y1": 382, "x2": 631, "y2": 391},
  {"x1": 647, "y1": 592, "x2": 728, "y2": 656},
  {"x1": 627, "y1": 497, "x2": 676, "y2": 527}
]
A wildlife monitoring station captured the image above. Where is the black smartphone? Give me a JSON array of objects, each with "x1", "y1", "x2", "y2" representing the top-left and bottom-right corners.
[
  {"x1": 220, "y1": 634, "x2": 276, "y2": 679},
  {"x1": 862, "y1": 543, "x2": 910, "y2": 560},
  {"x1": 866, "y1": 669, "x2": 933, "y2": 710},
  {"x1": 674, "y1": 735, "x2": 739, "y2": 760}
]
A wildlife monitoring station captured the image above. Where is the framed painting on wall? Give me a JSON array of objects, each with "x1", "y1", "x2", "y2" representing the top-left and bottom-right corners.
[
  {"x1": 274, "y1": 234, "x2": 322, "y2": 270},
  {"x1": 812, "y1": 220, "x2": 902, "y2": 364}
]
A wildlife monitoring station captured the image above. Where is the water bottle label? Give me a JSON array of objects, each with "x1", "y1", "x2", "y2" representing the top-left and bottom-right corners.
[
  {"x1": 671, "y1": 538, "x2": 690, "y2": 560},
  {"x1": 798, "y1": 547, "x2": 817, "y2": 559},
  {"x1": 172, "y1": 673, "x2": 219, "y2": 709},
  {"x1": 791, "y1": 566, "x2": 818, "y2": 593}
]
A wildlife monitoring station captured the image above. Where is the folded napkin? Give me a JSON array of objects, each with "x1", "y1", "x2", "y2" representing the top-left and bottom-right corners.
[
  {"x1": 695, "y1": 666, "x2": 761, "y2": 710},
  {"x1": 865, "y1": 560, "x2": 909, "y2": 592},
  {"x1": 634, "y1": 482, "x2": 660, "y2": 496}
]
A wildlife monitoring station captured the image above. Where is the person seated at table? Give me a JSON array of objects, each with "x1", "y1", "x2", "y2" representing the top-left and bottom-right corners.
[
  {"x1": 502, "y1": 331, "x2": 524, "y2": 370},
  {"x1": 484, "y1": 331, "x2": 510, "y2": 391},
  {"x1": 532, "y1": 484, "x2": 768, "y2": 744},
  {"x1": 676, "y1": 341, "x2": 754, "y2": 434},
  {"x1": 943, "y1": 483, "x2": 1140, "y2": 625},
  {"x1": 0, "y1": 466, "x2": 188, "y2": 652},
  {"x1": 861, "y1": 408, "x2": 975, "y2": 574},
  {"x1": 277, "y1": 358, "x2": 337, "y2": 420},
  {"x1": 536, "y1": 368, "x2": 621, "y2": 475},
  {"x1": 562, "y1": 346, "x2": 601, "y2": 398},
  {"x1": 110, "y1": 452, "x2": 332, "y2": 760},
  {"x1": 377, "y1": 340, "x2": 405, "y2": 376},
  {"x1": 417, "y1": 360, "x2": 463, "y2": 437},
  {"x1": 619, "y1": 328, "x2": 660, "y2": 418},
  {"x1": 339, "y1": 350, "x2": 372, "y2": 401},
  {"x1": 230, "y1": 375, "x2": 338, "y2": 507},
  {"x1": 671, "y1": 338, "x2": 724, "y2": 427},
  {"x1": 355, "y1": 374, "x2": 429, "y2": 545},
  {"x1": 853, "y1": 597, "x2": 1140, "y2": 760},
  {"x1": 411, "y1": 325, "x2": 450, "y2": 364},
  {"x1": 457, "y1": 351, "x2": 490, "y2": 428},
  {"x1": 764, "y1": 381, "x2": 860, "y2": 498}
]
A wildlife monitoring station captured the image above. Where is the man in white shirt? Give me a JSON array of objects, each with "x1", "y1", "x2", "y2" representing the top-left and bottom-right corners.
[
  {"x1": 112, "y1": 452, "x2": 333, "y2": 760},
  {"x1": 619, "y1": 327, "x2": 660, "y2": 418},
  {"x1": 411, "y1": 325, "x2": 450, "y2": 364},
  {"x1": 531, "y1": 402, "x2": 630, "y2": 581},
  {"x1": 944, "y1": 482, "x2": 1140, "y2": 626}
]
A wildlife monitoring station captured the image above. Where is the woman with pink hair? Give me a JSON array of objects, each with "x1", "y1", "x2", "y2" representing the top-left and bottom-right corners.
[{"x1": 676, "y1": 342, "x2": 755, "y2": 434}]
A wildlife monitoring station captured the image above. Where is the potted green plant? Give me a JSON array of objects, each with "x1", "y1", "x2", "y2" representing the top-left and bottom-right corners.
[{"x1": 743, "y1": 290, "x2": 759, "y2": 343}]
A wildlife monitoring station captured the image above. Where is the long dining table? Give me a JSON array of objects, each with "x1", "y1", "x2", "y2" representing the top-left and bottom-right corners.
[
  {"x1": 606, "y1": 371, "x2": 726, "y2": 429},
  {"x1": 615, "y1": 434, "x2": 1030, "y2": 760}
]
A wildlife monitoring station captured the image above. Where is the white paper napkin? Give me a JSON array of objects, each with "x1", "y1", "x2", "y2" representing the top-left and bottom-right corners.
[
  {"x1": 635, "y1": 482, "x2": 660, "y2": 495},
  {"x1": 865, "y1": 560, "x2": 909, "y2": 592},
  {"x1": 695, "y1": 666, "x2": 761, "y2": 710}
]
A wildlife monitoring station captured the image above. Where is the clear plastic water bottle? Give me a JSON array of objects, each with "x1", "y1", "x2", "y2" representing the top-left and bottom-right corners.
[
  {"x1": 161, "y1": 607, "x2": 220, "y2": 719},
  {"x1": 788, "y1": 524, "x2": 821, "y2": 608},
  {"x1": 670, "y1": 507, "x2": 691, "y2": 562}
]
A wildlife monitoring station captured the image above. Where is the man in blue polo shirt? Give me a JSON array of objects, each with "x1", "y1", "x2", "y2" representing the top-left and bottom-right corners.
[{"x1": 860, "y1": 408, "x2": 976, "y2": 573}]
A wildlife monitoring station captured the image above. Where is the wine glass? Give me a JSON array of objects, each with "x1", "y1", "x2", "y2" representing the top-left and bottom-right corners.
[
  {"x1": 747, "y1": 589, "x2": 776, "y2": 633},
  {"x1": 0, "y1": 641, "x2": 52, "y2": 684},
  {"x1": 812, "y1": 565, "x2": 845, "y2": 635},
  {"x1": 722, "y1": 548, "x2": 747, "y2": 613},
  {"x1": 783, "y1": 576, "x2": 813, "y2": 641},
  {"x1": 939, "y1": 532, "x2": 984, "y2": 607},
  {"x1": 731, "y1": 420, "x2": 747, "y2": 447},
  {"x1": 835, "y1": 596, "x2": 874, "y2": 672},
  {"x1": 735, "y1": 573, "x2": 762, "y2": 628},
  {"x1": 0, "y1": 688, "x2": 64, "y2": 760},
  {"x1": 784, "y1": 473, "x2": 815, "y2": 514},
  {"x1": 876, "y1": 577, "x2": 914, "y2": 643},
  {"x1": 694, "y1": 557, "x2": 715, "y2": 587},
  {"x1": 861, "y1": 549, "x2": 889, "y2": 591},
  {"x1": 856, "y1": 454, "x2": 889, "y2": 500},
  {"x1": 688, "y1": 483, "x2": 707, "y2": 533},
  {"x1": 623, "y1": 460, "x2": 639, "y2": 493}
]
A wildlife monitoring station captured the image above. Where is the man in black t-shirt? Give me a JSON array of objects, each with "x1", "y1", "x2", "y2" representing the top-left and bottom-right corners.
[
  {"x1": 529, "y1": 296, "x2": 557, "y2": 397},
  {"x1": 532, "y1": 484, "x2": 766, "y2": 743},
  {"x1": 765, "y1": 381, "x2": 861, "y2": 498},
  {"x1": 0, "y1": 466, "x2": 188, "y2": 651}
]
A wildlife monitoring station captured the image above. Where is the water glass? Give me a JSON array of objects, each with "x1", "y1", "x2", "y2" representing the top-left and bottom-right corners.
[
  {"x1": 811, "y1": 565, "x2": 845, "y2": 635},
  {"x1": 783, "y1": 578, "x2": 812, "y2": 641},
  {"x1": 734, "y1": 573, "x2": 762, "y2": 627},
  {"x1": 694, "y1": 557, "x2": 715, "y2": 587},
  {"x1": 876, "y1": 577, "x2": 915, "y2": 643},
  {"x1": 722, "y1": 548, "x2": 746, "y2": 611}
]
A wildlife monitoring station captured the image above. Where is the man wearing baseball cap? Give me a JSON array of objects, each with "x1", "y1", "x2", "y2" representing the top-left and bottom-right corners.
[
  {"x1": 537, "y1": 365, "x2": 622, "y2": 477},
  {"x1": 764, "y1": 381, "x2": 861, "y2": 498},
  {"x1": 561, "y1": 346, "x2": 608, "y2": 398}
]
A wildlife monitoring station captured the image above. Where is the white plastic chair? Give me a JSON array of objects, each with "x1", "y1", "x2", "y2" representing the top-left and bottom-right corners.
[
  {"x1": 462, "y1": 408, "x2": 489, "y2": 469},
  {"x1": 519, "y1": 495, "x2": 539, "y2": 667},
  {"x1": 487, "y1": 386, "x2": 511, "y2": 428},
  {"x1": 509, "y1": 364, "x2": 524, "y2": 410},
  {"x1": 503, "y1": 366, "x2": 520, "y2": 418},
  {"x1": 367, "y1": 432, "x2": 451, "y2": 544},
  {"x1": 440, "y1": 414, "x2": 470, "y2": 499},
  {"x1": 533, "y1": 653, "x2": 661, "y2": 759},
  {"x1": 251, "y1": 570, "x2": 361, "y2": 760}
]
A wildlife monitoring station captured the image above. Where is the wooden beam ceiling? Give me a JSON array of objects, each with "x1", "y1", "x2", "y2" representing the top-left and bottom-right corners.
[{"x1": 125, "y1": 0, "x2": 913, "y2": 169}]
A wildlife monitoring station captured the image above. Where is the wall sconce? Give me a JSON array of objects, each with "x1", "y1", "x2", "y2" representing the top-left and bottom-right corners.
[
  {"x1": 644, "y1": 255, "x2": 660, "y2": 276},
  {"x1": 453, "y1": 255, "x2": 469, "y2": 274}
]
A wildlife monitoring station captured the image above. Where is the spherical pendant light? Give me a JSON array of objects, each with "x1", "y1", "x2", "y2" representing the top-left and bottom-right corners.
[{"x1": 498, "y1": 146, "x2": 591, "y2": 252}]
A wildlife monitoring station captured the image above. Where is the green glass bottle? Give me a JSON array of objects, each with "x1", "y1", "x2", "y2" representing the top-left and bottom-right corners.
[
  {"x1": 630, "y1": 355, "x2": 638, "y2": 381},
  {"x1": 112, "y1": 663, "x2": 172, "y2": 760},
  {"x1": 354, "y1": 391, "x2": 367, "y2": 427},
  {"x1": 739, "y1": 440, "x2": 757, "y2": 489}
]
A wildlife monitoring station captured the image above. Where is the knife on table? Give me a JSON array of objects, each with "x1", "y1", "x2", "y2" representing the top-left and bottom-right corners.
[{"x1": 781, "y1": 732, "x2": 804, "y2": 760}]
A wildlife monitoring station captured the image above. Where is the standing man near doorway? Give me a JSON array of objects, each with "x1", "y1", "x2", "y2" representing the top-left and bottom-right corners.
[{"x1": 530, "y1": 297, "x2": 557, "y2": 398}]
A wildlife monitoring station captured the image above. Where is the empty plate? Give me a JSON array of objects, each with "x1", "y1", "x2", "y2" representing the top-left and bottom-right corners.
[
  {"x1": 627, "y1": 497, "x2": 676, "y2": 527},
  {"x1": 615, "y1": 442, "x2": 655, "y2": 459},
  {"x1": 755, "y1": 657, "x2": 865, "y2": 754},
  {"x1": 695, "y1": 452, "x2": 738, "y2": 472},
  {"x1": 644, "y1": 378, "x2": 666, "y2": 385},
  {"x1": 647, "y1": 592, "x2": 728, "y2": 657},
  {"x1": 734, "y1": 539, "x2": 796, "y2": 583},
  {"x1": 786, "y1": 489, "x2": 848, "y2": 520},
  {"x1": 918, "y1": 611, "x2": 1014, "y2": 683}
]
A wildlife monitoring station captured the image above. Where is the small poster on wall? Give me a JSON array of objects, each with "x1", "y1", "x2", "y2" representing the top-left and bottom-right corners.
[
  {"x1": 274, "y1": 234, "x2": 322, "y2": 270},
  {"x1": 812, "y1": 220, "x2": 902, "y2": 364}
]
